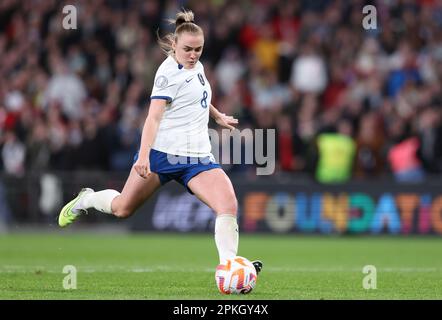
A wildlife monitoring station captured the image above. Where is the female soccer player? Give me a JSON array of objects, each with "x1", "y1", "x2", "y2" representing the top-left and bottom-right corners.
[{"x1": 58, "y1": 10, "x2": 262, "y2": 274}]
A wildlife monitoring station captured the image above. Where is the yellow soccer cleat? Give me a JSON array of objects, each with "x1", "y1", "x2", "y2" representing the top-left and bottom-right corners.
[{"x1": 58, "y1": 188, "x2": 94, "y2": 227}]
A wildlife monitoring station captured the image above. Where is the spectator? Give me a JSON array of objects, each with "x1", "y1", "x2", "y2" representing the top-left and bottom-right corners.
[
  {"x1": 1, "y1": 130, "x2": 26, "y2": 177},
  {"x1": 43, "y1": 58, "x2": 87, "y2": 120},
  {"x1": 315, "y1": 118, "x2": 356, "y2": 184},
  {"x1": 276, "y1": 114, "x2": 305, "y2": 172},
  {"x1": 354, "y1": 112, "x2": 385, "y2": 178},
  {"x1": 416, "y1": 107, "x2": 442, "y2": 173},
  {"x1": 388, "y1": 136, "x2": 425, "y2": 183},
  {"x1": 290, "y1": 44, "x2": 327, "y2": 94}
]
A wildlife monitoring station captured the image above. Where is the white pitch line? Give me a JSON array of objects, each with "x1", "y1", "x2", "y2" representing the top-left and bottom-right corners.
[{"x1": 1, "y1": 266, "x2": 441, "y2": 273}]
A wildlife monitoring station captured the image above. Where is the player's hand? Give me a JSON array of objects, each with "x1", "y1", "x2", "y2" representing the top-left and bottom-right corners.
[
  {"x1": 134, "y1": 158, "x2": 151, "y2": 179},
  {"x1": 215, "y1": 113, "x2": 238, "y2": 131}
]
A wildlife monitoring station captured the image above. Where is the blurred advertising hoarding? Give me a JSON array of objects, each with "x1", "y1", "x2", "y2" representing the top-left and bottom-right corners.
[{"x1": 2, "y1": 172, "x2": 442, "y2": 235}]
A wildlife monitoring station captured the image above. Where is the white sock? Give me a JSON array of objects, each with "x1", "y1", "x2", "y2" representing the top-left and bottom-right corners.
[
  {"x1": 215, "y1": 214, "x2": 239, "y2": 264},
  {"x1": 80, "y1": 189, "x2": 120, "y2": 214}
]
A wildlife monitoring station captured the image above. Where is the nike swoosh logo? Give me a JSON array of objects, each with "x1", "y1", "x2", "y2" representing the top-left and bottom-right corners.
[{"x1": 185, "y1": 77, "x2": 194, "y2": 83}]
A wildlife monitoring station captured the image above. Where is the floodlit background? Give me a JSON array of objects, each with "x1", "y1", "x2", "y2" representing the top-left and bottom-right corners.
[{"x1": 1, "y1": 0, "x2": 442, "y2": 300}]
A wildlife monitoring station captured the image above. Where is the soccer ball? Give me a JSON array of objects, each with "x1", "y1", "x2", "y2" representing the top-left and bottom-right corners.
[{"x1": 215, "y1": 256, "x2": 257, "y2": 294}]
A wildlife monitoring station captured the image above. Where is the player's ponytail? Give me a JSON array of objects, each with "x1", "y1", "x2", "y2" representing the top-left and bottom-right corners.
[
  {"x1": 158, "y1": 9, "x2": 203, "y2": 56},
  {"x1": 175, "y1": 10, "x2": 195, "y2": 28}
]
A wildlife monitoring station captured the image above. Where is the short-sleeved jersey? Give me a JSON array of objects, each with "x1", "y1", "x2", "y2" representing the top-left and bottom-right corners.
[{"x1": 150, "y1": 56, "x2": 213, "y2": 158}]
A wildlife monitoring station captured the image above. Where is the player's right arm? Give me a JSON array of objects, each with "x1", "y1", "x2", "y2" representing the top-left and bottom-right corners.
[{"x1": 134, "y1": 98, "x2": 166, "y2": 179}]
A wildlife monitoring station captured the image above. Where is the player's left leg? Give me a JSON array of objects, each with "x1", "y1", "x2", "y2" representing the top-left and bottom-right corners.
[
  {"x1": 59, "y1": 167, "x2": 162, "y2": 227},
  {"x1": 187, "y1": 168, "x2": 238, "y2": 265}
]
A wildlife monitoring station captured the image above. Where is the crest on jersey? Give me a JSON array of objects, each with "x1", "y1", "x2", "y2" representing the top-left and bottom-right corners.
[
  {"x1": 198, "y1": 73, "x2": 205, "y2": 86},
  {"x1": 155, "y1": 75, "x2": 168, "y2": 88}
]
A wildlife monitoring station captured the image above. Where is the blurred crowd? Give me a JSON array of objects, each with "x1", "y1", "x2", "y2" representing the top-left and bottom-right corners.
[{"x1": 1, "y1": 0, "x2": 442, "y2": 182}]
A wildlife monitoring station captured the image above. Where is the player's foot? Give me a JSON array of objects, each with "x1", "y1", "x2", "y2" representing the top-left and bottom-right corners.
[
  {"x1": 58, "y1": 188, "x2": 94, "y2": 227},
  {"x1": 251, "y1": 260, "x2": 263, "y2": 275}
]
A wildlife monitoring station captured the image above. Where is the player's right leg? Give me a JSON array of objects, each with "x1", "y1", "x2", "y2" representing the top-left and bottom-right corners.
[{"x1": 58, "y1": 168, "x2": 161, "y2": 227}]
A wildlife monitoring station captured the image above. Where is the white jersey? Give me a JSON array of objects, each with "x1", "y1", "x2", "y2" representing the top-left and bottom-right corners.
[{"x1": 150, "y1": 56, "x2": 213, "y2": 158}]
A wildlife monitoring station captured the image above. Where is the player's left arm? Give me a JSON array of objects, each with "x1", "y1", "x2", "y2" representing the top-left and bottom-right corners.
[{"x1": 210, "y1": 104, "x2": 238, "y2": 130}]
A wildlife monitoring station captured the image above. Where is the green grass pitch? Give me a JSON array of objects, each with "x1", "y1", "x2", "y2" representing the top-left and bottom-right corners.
[{"x1": 1, "y1": 233, "x2": 442, "y2": 299}]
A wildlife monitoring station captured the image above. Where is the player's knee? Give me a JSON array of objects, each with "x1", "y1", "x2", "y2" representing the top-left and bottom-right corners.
[
  {"x1": 113, "y1": 207, "x2": 133, "y2": 219},
  {"x1": 215, "y1": 197, "x2": 238, "y2": 215}
]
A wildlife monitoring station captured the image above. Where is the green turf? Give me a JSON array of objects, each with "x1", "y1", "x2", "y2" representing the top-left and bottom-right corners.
[{"x1": 1, "y1": 233, "x2": 441, "y2": 299}]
